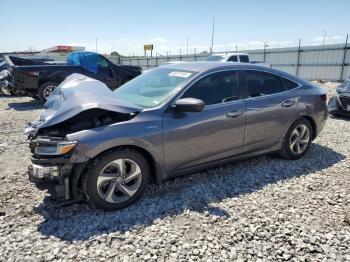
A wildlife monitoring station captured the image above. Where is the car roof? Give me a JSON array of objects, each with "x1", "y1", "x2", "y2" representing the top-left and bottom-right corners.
[
  {"x1": 210, "y1": 52, "x2": 248, "y2": 57},
  {"x1": 160, "y1": 61, "x2": 266, "y2": 73},
  {"x1": 160, "y1": 62, "x2": 307, "y2": 85}
]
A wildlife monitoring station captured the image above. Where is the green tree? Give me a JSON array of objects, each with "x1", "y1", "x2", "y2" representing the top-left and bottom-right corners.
[{"x1": 110, "y1": 51, "x2": 121, "y2": 56}]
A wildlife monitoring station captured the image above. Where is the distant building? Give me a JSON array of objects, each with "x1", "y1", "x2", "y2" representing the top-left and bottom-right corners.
[{"x1": 42, "y1": 45, "x2": 85, "y2": 53}]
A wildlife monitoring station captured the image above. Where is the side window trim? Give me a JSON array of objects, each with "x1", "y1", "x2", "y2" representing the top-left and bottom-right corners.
[{"x1": 176, "y1": 69, "x2": 240, "y2": 108}]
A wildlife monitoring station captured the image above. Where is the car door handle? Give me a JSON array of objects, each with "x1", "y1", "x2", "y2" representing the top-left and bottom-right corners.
[
  {"x1": 226, "y1": 111, "x2": 243, "y2": 118},
  {"x1": 281, "y1": 99, "x2": 296, "y2": 107}
]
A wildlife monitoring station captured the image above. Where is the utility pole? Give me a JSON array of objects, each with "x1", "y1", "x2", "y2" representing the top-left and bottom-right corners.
[
  {"x1": 296, "y1": 38, "x2": 302, "y2": 77},
  {"x1": 210, "y1": 16, "x2": 215, "y2": 54},
  {"x1": 263, "y1": 41, "x2": 269, "y2": 62},
  {"x1": 340, "y1": 34, "x2": 348, "y2": 81},
  {"x1": 186, "y1": 37, "x2": 189, "y2": 56},
  {"x1": 322, "y1": 30, "x2": 326, "y2": 45},
  {"x1": 95, "y1": 37, "x2": 98, "y2": 53}
]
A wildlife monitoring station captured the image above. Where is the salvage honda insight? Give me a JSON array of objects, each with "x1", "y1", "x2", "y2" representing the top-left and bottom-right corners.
[{"x1": 27, "y1": 62, "x2": 327, "y2": 210}]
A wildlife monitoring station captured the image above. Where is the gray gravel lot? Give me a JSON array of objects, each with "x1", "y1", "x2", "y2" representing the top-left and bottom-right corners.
[{"x1": 0, "y1": 83, "x2": 349, "y2": 261}]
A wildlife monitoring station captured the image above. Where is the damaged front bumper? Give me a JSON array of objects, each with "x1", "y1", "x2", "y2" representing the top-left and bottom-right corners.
[
  {"x1": 328, "y1": 92, "x2": 350, "y2": 117},
  {"x1": 28, "y1": 137, "x2": 90, "y2": 201},
  {"x1": 28, "y1": 163, "x2": 72, "y2": 200}
]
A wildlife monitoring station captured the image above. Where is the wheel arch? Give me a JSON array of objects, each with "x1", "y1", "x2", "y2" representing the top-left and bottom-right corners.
[
  {"x1": 282, "y1": 115, "x2": 317, "y2": 143},
  {"x1": 95, "y1": 145, "x2": 161, "y2": 183},
  {"x1": 75, "y1": 145, "x2": 164, "y2": 197},
  {"x1": 300, "y1": 115, "x2": 317, "y2": 140}
]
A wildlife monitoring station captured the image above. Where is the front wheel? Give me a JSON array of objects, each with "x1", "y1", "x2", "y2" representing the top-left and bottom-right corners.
[
  {"x1": 85, "y1": 149, "x2": 150, "y2": 211},
  {"x1": 279, "y1": 118, "x2": 313, "y2": 160}
]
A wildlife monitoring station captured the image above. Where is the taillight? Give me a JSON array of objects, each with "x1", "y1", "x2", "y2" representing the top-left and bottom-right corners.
[
  {"x1": 320, "y1": 94, "x2": 327, "y2": 103},
  {"x1": 24, "y1": 71, "x2": 39, "y2": 77}
]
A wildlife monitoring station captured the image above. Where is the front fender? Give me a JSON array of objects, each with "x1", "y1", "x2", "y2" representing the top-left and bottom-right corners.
[{"x1": 67, "y1": 119, "x2": 165, "y2": 181}]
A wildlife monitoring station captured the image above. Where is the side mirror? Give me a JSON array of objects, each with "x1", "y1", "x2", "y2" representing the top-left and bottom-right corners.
[{"x1": 174, "y1": 98, "x2": 205, "y2": 112}]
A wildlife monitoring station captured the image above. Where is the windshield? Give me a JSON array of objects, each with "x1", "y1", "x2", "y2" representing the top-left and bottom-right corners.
[
  {"x1": 113, "y1": 67, "x2": 196, "y2": 108},
  {"x1": 205, "y1": 55, "x2": 225, "y2": 61}
]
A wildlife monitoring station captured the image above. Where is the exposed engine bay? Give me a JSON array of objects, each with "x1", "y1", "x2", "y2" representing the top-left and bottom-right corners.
[
  {"x1": 25, "y1": 73, "x2": 142, "y2": 138},
  {"x1": 33, "y1": 108, "x2": 136, "y2": 138}
]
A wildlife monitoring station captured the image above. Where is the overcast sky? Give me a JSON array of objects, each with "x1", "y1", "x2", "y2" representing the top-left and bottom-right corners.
[{"x1": 0, "y1": 0, "x2": 349, "y2": 55}]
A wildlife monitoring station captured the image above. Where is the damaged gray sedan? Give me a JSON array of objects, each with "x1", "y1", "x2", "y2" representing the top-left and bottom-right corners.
[
  {"x1": 27, "y1": 63, "x2": 327, "y2": 211},
  {"x1": 328, "y1": 77, "x2": 350, "y2": 117}
]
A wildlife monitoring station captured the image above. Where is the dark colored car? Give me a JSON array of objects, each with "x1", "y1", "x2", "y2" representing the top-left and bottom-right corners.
[
  {"x1": 3, "y1": 52, "x2": 142, "y2": 102},
  {"x1": 26, "y1": 62, "x2": 328, "y2": 211},
  {"x1": 328, "y1": 77, "x2": 350, "y2": 117},
  {"x1": 1, "y1": 56, "x2": 55, "y2": 94}
]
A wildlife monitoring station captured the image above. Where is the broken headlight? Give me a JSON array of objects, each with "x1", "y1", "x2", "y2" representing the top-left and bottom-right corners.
[{"x1": 35, "y1": 141, "x2": 78, "y2": 156}]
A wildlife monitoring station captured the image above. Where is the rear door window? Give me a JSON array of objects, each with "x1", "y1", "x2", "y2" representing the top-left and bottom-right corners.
[
  {"x1": 239, "y1": 55, "x2": 249, "y2": 63},
  {"x1": 244, "y1": 70, "x2": 283, "y2": 97}
]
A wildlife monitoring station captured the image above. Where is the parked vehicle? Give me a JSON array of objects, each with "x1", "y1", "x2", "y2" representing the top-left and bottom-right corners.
[
  {"x1": 328, "y1": 77, "x2": 350, "y2": 117},
  {"x1": 2, "y1": 52, "x2": 142, "y2": 102},
  {"x1": 1, "y1": 56, "x2": 55, "y2": 94},
  {"x1": 205, "y1": 53, "x2": 271, "y2": 67},
  {"x1": 0, "y1": 59, "x2": 8, "y2": 71},
  {"x1": 27, "y1": 62, "x2": 327, "y2": 211}
]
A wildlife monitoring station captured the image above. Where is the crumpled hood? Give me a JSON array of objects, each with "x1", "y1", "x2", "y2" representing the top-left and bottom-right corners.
[
  {"x1": 27, "y1": 74, "x2": 142, "y2": 132},
  {"x1": 337, "y1": 77, "x2": 350, "y2": 94}
]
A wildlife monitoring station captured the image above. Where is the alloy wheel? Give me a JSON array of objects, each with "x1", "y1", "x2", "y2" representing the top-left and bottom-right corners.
[
  {"x1": 96, "y1": 158, "x2": 142, "y2": 203},
  {"x1": 42, "y1": 85, "x2": 56, "y2": 99},
  {"x1": 289, "y1": 124, "x2": 310, "y2": 155}
]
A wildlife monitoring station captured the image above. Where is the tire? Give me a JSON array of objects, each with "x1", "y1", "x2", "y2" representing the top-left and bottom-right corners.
[
  {"x1": 37, "y1": 81, "x2": 58, "y2": 103},
  {"x1": 85, "y1": 149, "x2": 150, "y2": 211},
  {"x1": 279, "y1": 118, "x2": 313, "y2": 160}
]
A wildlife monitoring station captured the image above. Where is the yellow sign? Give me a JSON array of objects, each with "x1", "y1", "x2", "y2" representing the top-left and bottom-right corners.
[{"x1": 144, "y1": 44, "x2": 153, "y2": 51}]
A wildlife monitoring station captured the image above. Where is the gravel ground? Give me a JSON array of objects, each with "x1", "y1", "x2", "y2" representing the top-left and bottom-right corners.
[{"x1": 0, "y1": 83, "x2": 349, "y2": 262}]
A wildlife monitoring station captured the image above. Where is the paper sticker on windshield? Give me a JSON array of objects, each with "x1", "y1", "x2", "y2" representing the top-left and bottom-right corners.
[{"x1": 169, "y1": 71, "x2": 192, "y2": 78}]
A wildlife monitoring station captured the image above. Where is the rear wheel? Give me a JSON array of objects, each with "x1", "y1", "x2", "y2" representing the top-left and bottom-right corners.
[
  {"x1": 86, "y1": 149, "x2": 150, "y2": 211},
  {"x1": 37, "y1": 81, "x2": 58, "y2": 103},
  {"x1": 279, "y1": 118, "x2": 313, "y2": 160}
]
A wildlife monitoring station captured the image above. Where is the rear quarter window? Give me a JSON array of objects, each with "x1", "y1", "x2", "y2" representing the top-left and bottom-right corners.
[{"x1": 281, "y1": 77, "x2": 299, "y2": 91}]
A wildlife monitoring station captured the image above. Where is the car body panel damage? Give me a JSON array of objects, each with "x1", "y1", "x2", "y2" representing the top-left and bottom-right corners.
[{"x1": 26, "y1": 74, "x2": 142, "y2": 137}]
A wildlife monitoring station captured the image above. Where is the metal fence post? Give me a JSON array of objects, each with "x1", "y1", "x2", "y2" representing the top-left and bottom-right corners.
[
  {"x1": 296, "y1": 39, "x2": 302, "y2": 77},
  {"x1": 179, "y1": 49, "x2": 182, "y2": 61},
  {"x1": 263, "y1": 44, "x2": 266, "y2": 62},
  {"x1": 194, "y1": 48, "x2": 197, "y2": 61},
  {"x1": 167, "y1": 51, "x2": 169, "y2": 62},
  {"x1": 156, "y1": 56, "x2": 158, "y2": 67},
  {"x1": 340, "y1": 34, "x2": 349, "y2": 81},
  {"x1": 118, "y1": 55, "x2": 121, "y2": 65}
]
